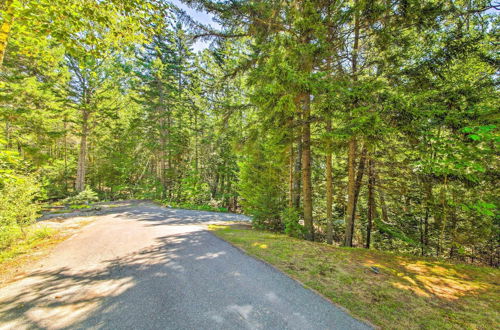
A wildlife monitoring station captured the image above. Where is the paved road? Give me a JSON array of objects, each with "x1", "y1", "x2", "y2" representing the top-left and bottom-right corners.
[{"x1": 0, "y1": 201, "x2": 371, "y2": 330}]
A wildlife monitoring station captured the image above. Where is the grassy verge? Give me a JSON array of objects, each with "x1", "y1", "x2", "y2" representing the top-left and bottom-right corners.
[
  {"x1": 158, "y1": 200, "x2": 229, "y2": 213},
  {"x1": 0, "y1": 217, "x2": 95, "y2": 286},
  {"x1": 0, "y1": 227, "x2": 59, "y2": 264},
  {"x1": 209, "y1": 225, "x2": 500, "y2": 330},
  {"x1": 0, "y1": 226, "x2": 68, "y2": 286}
]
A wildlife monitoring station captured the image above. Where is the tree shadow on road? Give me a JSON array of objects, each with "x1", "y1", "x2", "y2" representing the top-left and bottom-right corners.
[
  {"x1": 111, "y1": 205, "x2": 250, "y2": 226},
  {"x1": 0, "y1": 231, "x2": 280, "y2": 329}
]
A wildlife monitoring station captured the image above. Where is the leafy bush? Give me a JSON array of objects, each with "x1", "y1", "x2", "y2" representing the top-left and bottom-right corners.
[
  {"x1": 179, "y1": 171, "x2": 211, "y2": 204},
  {"x1": 33, "y1": 227, "x2": 54, "y2": 240},
  {"x1": 0, "y1": 226, "x2": 56, "y2": 262},
  {"x1": 63, "y1": 187, "x2": 99, "y2": 205},
  {"x1": 281, "y1": 207, "x2": 306, "y2": 238},
  {"x1": 0, "y1": 175, "x2": 42, "y2": 249}
]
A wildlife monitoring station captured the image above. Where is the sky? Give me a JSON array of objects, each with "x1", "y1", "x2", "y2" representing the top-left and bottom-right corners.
[
  {"x1": 170, "y1": 1, "x2": 499, "y2": 52},
  {"x1": 170, "y1": 0, "x2": 220, "y2": 52}
]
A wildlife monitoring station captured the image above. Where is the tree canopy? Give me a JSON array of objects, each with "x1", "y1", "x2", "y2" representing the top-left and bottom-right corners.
[{"x1": 0, "y1": 0, "x2": 498, "y2": 266}]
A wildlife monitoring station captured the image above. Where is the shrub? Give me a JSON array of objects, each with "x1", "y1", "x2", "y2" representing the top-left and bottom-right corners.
[
  {"x1": 238, "y1": 143, "x2": 286, "y2": 231},
  {"x1": 0, "y1": 175, "x2": 41, "y2": 249},
  {"x1": 281, "y1": 207, "x2": 306, "y2": 238},
  {"x1": 63, "y1": 187, "x2": 99, "y2": 205}
]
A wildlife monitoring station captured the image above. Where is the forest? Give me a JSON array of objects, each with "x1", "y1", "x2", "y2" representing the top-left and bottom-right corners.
[{"x1": 0, "y1": 0, "x2": 498, "y2": 266}]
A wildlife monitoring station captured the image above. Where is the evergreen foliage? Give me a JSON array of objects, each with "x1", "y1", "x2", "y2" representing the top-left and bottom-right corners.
[{"x1": 0, "y1": 0, "x2": 498, "y2": 265}]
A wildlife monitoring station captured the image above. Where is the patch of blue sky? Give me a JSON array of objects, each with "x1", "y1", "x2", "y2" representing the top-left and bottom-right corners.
[{"x1": 170, "y1": 0, "x2": 221, "y2": 52}]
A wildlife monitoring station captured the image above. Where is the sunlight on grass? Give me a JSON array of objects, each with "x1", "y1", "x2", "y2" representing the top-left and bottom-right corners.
[
  {"x1": 209, "y1": 226, "x2": 500, "y2": 330},
  {"x1": 0, "y1": 227, "x2": 57, "y2": 263},
  {"x1": 0, "y1": 219, "x2": 97, "y2": 286},
  {"x1": 251, "y1": 242, "x2": 268, "y2": 249},
  {"x1": 208, "y1": 225, "x2": 228, "y2": 230}
]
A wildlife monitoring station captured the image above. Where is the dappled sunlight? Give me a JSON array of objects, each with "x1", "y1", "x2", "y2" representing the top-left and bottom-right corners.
[
  {"x1": 228, "y1": 304, "x2": 253, "y2": 319},
  {"x1": 110, "y1": 204, "x2": 250, "y2": 227},
  {"x1": 391, "y1": 260, "x2": 491, "y2": 300},
  {"x1": 252, "y1": 242, "x2": 268, "y2": 249},
  {"x1": 412, "y1": 274, "x2": 486, "y2": 300},
  {"x1": 207, "y1": 304, "x2": 263, "y2": 329},
  {"x1": 196, "y1": 251, "x2": 227, "y2": 260},
  {"x1": 0, "y1": 271, "x2": 137, "y2": 329},
  {"x1": 212, "y1": 226, "x2": 500, "y2": 329},
  {"x1": 392, "y1": 281, "x2": 431, "y2": 298},
  {"x1": 361, "y1": 259, "x2": 391, "y2": 274},
  {"x1": 402, "y1": 261, "x2": 468, "y2": 279},
  {"x1": 25, "y1": 277, "x2": 134, "y2": 329},
  {"x1": 265, "y1": 291, "x2": 280, "y2": 303},
  {"x1": 27, "y1": 301, "x2": 99, "y2": 329},
  {"x1": 0, "y1": 225, "x2": 243, "y2": 329},
  {"x1": 361, "y1": 256, "x2": 492, "y2": 300}
]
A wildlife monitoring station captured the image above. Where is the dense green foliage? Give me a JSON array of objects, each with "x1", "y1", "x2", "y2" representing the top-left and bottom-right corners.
[
  {"x1": 0, "y1": 0, "x2": 498, "y2": 265},
  {"x1": 0, "y1": 142, "x2": 41, "y2": 248}
]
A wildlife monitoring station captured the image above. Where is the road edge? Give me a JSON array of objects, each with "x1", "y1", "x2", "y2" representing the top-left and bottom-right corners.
[{"x1": 206, "y1": 228, "x2": 378, "y2": 330}]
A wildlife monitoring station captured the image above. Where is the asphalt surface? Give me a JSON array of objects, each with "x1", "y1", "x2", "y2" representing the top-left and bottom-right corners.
[{"x1": 0, "y1": 201, "x2": 372, "y2": 330}]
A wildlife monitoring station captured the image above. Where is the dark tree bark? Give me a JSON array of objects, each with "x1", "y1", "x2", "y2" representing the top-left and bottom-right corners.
[
  {"x1": 326, "y1": 120, "x2": 334, "y2": 244},
  {"x1": 366, "y1": 157, "x2": 376, "y2": 249},
  {"x1": 75, "y1": 110, "x2": 89, "y2": 192},
  {"x1": 288, "y1": 116, "x2": 295, "y2": 209},
  {"x1": 353, "y1": 146, "x2": 367, "y2": 208},
  {"x1": 344, "y1": 0, "x2": 361, "y2": 247},
  {"x1": 293, "y1": 120, "x2": 302, "y2": 209},
  {"x1": 345, "y1": 144, "x2": 367, "y2": 246},
  {"x1": 344, "y1": 138, "x2": 357, "y2": 246},
  {"x1": 289, "y1": 141, "x2": 294, "y2": 208},
  {"x1": 301, "y1": 93, "x2": 313, "y2": 240}
]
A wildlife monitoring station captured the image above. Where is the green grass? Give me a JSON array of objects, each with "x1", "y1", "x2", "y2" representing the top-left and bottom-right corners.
[
  {"x1": 43, "y1": 203, "x2": 93, "y2": 213},
  {"x1": 68, "y1": 204, "x2": 92, "y2": 209},
  {"x1": 159, "y1": 200, "x2": 229, "y2": 213},
  {"x1": 209, "y1": 225, "x2": 500, "y2": 330},
  {"x1": 0, "y1": 226, "x2": 58, "y2": 263}
]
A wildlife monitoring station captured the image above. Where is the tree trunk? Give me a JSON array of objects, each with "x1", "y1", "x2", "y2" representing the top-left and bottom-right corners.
[
  {"x1": 75, "y1": 110, "x2": 89, "y2": 192},
  {"x1": 301, "y1": 93, "x2": 313, "y2": 240},
  {"x1": 194, "y1": 110, "x2": 199, "y2": 172},
  {"x1": 63, "y1": 117, "x2": 69, "y2": 193},
  {"x1": 326, "y1": 120, "x2": 334, "y2": 244},
  {"x1": 289, "y1": 141, "x2": 294, "y2": 208},
  {"x1": 293, "y1": 115, "x2": 302, "y2": 209},
  {"x1": 220, "y1": 170, "x2": 226, "y2": 196},
  {"x1": 423, "y1": 178, "x2": 434, "y2": 249},
  {"x1": 211, "y1": 173, "x2": 219, "y2": 199},
  {"x1": 0, "y1": 0, "x2": 15, "y2": 67},
  {"x1": 353, "y1": 146, "x2": 367, "y2": 208},
  {"x1": 438, "y1": 175, "x2": 448, "y2": 256},
  {"x1": 159, "y1": 149, "x2": 166, "y2": 198},
  {"x1": 366, "y1": 157, "x2": 376, "y2": 249},
  {"x1": 419, "y1": 212, "x2": 426, "y2": 256},
  {"x1": 344, "y1": 143, "x2": 367, "y2": 246},
  {"x1": 159, "y1": 108, "x2": 166, "y2": 198},
  {"x1": 344, "y1": 0, "x2": 361, "y2": 247},
  {"x1": 377, "y1": 171, "x2": 390, "y2": 224},
  {"x1": 166, "y1": 108, "x2": 172, "y2": 199},
  {"x1": 344, "y1": 137, "x2": 357, "y2": 246}
]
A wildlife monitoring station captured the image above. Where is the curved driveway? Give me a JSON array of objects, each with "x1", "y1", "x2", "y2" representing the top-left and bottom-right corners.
[{"x1": 0, "y1": 201, "x2": 371, "y2": 330}]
